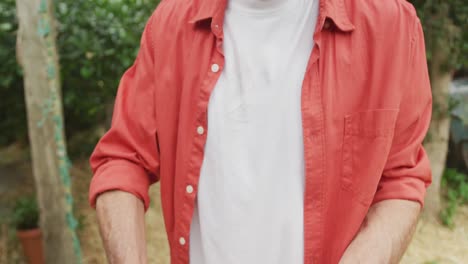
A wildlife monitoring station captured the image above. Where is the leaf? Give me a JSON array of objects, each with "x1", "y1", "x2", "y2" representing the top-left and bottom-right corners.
[
  {"x1": 80, "y1": 67, "x2": 93, "y2": 78},
  {"x1": 0, "y1": 23, "x2": 12, "y2": 31}
]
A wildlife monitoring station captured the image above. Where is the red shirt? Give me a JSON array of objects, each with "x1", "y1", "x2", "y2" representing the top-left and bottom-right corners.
[{"x1": 88, "y1": 0, "x2": 432, "y2": 263}]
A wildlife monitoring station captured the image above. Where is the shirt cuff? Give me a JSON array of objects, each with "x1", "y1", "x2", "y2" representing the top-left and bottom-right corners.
[
  {"x1": 88, "y1": 160, "x2": 152, "y2": 211},
  {"x1": 372, "y1": 176, "x2": 428, "y2": 207}
]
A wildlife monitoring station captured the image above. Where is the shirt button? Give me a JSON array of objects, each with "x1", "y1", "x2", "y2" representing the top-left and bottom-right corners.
[
  {"x1": 211, "y1": 63, "x2": 220, "y2": 73},
  {"x1": 179, "y1": 237, "x2": 186, "y2": 245},
  {"x1": 197, "y1": 126, "x2": 204, "y2": 135},
  {"x1": 186, "y1": 185, "x2": 194, "y2": 194}
]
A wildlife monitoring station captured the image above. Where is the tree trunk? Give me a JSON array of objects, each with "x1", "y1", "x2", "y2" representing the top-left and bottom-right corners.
[
  {"x1": 423, "y1": 50, "x2": 452, "y2": 221},
  {"x1": 105, "y1": 99, "x2": 115, "y2": 129},
  {"x1": 15, "y1": 0, "x2": 81, "y2": 263}
]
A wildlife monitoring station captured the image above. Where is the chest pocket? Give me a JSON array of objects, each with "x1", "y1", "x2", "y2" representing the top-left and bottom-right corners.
[{"x1": 341, "y1": 109, "x2": 399, "y2": 206}]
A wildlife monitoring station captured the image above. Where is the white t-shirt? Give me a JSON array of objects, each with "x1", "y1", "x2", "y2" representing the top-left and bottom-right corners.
[{"x1": 189, "y1": 0, "x2": 319, "y2": 263}]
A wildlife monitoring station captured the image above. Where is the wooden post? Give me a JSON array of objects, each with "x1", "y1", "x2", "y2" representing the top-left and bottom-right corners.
[
  {"x1": 423, "y1": 49, "x2": 452, "y2": 220},
  {"x1": 15, "y1": 0, "x2": 81, "y2": 262}
]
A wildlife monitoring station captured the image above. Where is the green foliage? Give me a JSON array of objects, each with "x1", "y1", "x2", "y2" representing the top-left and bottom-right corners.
[
  {"x1": 410, "y1": 0, "x2": 468, "y2": 71},
  {"x1": 0, "y1": 0, "x2": 27, "y2": 145},
  {"x1": 56, "y1": 0, "x2": 158, "y2": 137},
  {"x1": 0, "y1": 0, "x2": 159, "y2": 150},
  {"x1": 439, "y1": 168, "x2": 468, "y2": 228},
  {"x1": 11, "y1": 196, "x2": 39, "y2": 230}
]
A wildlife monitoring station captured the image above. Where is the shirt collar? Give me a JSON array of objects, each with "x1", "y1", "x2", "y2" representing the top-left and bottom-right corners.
[
  {"x1": 320, "y1": 0, "x2": 354, "y2": 32},
  {"x1": 188, "y1": 0, "x2": 223, "y2": 24},
  {"x1": 188, "y1": 0, "x2": 355, "y2": 32}
]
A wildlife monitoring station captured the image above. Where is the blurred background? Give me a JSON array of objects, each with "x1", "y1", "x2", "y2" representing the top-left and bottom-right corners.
[{"x1": 0, "y1": 0, "x2": 467, "y2": 263}]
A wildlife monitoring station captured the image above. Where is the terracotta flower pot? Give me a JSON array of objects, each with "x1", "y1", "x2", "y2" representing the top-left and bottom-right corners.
[{"x1": 16, "y1": 228, "x2": 45, "y2": 264}]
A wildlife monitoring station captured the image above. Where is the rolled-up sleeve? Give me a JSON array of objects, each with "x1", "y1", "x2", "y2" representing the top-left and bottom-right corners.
[
  {"x1": 88, "y1": 15, "x2": 160, "y2": 212},
  {"x1": 372, "y1": 18, "x2": 432, "y2": 207}
]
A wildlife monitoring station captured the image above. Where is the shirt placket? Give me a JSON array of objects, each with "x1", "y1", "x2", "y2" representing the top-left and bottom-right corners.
[
  {"x1": 175, "y1": 17, "x2": 226, "y2": 264},
  {"x1": 302, "y1": 13, "x2": 328, "y2": 264}
]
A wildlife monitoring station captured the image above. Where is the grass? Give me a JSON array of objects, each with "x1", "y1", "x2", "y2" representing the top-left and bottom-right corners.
[{"x1": 440, "y1": 168, "x2": 468, "y2": 228}]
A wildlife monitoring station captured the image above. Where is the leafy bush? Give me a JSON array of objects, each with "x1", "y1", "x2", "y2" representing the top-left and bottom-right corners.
[
  {"x1": 410, "y1": 0, "x2": 468, "y2": 70},
  {"x1": 440, "y1": 168, "x2": 468, "y2": 228},
  {"x1": 56, "y1": 0, "x2": 158, "y2": 138},
  {"x1": 0, "y1": 0, "x2": 27, "y2": 145},
  {"x1": 0, "y1": 0, "x2": 159, "y2": 151},
  {"x1": 11, "y1": 196, "x2": 39, "y2": 230}
]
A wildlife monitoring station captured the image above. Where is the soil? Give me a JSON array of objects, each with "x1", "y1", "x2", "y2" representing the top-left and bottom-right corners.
[{"x1": 0, "y1": 144, "x2": 466, "y2": 264}]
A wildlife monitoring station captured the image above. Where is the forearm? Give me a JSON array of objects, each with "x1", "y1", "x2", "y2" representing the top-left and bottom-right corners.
[
  {"x1": 340, "y1": 199, "x2": 421, "y2": 264},
  {"x1": 96, "y1": 190, "x2": 148, "y2": 264}
]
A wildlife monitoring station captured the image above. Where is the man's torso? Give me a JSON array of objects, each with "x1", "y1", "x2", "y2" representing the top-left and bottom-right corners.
[{"x1": 189, "y1": 0, "x2": 318, "y2": 263}]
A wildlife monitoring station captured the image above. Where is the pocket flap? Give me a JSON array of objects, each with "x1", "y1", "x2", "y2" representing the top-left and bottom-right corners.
[{"x1": 344, "y1": 109, "x2": 399, "y2": 137}]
